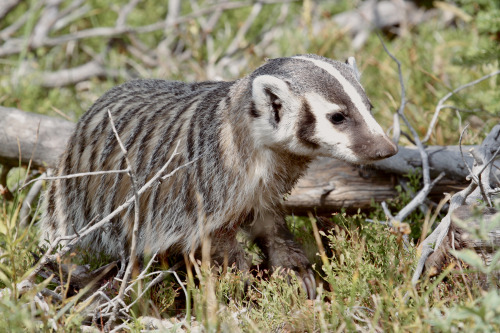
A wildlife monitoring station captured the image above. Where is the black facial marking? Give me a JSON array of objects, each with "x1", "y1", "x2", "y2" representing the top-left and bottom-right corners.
[
  {"x1": 249, "y1": 101, "x2": 260, "y2": 118},
  {"x1": 297, "y1": 100, "x2": 319, "y2": 149}
]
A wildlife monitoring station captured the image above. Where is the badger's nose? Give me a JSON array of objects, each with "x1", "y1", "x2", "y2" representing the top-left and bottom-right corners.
[{"x1": 375, "y1": 140, "x2": 398, "y2": 159}]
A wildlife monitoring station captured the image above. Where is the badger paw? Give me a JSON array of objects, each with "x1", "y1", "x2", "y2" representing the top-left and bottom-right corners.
[{"x1": 267, "y1": 240, "x2": 317, "y2": 299}]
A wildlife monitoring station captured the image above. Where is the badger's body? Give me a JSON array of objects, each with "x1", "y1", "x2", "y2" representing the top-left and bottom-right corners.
[{"x1": 40, "y1": 54, "x2": 397, "y2": 298}]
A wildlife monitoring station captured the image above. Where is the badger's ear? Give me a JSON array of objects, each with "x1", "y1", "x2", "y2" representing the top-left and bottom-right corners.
[
  {"x1": 251, "y1": 75, "x2": 293, "y2": 125},
  {"x1": 345, "y1": 56, "x2": 361, "y2": 81}
]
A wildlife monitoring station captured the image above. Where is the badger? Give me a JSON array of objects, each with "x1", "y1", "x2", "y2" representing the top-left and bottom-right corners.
[{"x1": 40, "y1": 54, "x2": 397, "y2": 299}]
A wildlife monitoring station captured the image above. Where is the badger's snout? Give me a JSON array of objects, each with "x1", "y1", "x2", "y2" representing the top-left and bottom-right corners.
[
  {"x1": 374, "y1": 138, "x2": 398, "y2": 159},
  {"x1": 350, "y1": 134, "x2": 398, "y2": 162}
]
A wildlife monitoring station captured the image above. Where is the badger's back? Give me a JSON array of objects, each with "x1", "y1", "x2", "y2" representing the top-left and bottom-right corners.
[{"x1": 41, "y1": 79, "x2": 249, "y2": 256}]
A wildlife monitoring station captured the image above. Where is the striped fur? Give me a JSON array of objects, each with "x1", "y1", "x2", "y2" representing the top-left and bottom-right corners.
[{"x1": 40, "y1": 55, "x2": 396, "y2": 297}]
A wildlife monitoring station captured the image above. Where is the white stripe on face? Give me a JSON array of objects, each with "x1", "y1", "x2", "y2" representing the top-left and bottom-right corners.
[{"x1": 292, "y1": 56, "x2": 385, "y2": 136}]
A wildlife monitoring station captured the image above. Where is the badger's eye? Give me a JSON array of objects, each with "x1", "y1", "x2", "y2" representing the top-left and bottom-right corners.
[{"x1": 329, "y1": 112, "x2": 346, "y2": 125}]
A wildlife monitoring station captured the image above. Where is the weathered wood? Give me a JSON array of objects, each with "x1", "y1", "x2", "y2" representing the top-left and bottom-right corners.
[
  {"x1": 326, "y1": 0, "x2": 435, "y2": 50},
  {"x1": 285, "y1": 158, "x2": 399, "y2": 213},
  {"x1": 373, "y1": 145, "x2": 480, "y2": 181},
  {"x1": 2, "y1": 106, "x2": 493, "y2": 212},
  {"x1": 0, "y1": 106, "x2": 74, "y2": 168},
  {"x1": 285, "y1": 157, "x2": 466, "y2": 214}
]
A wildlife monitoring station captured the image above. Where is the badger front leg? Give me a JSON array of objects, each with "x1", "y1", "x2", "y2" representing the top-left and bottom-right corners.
[
  {"x1": 210, "y1": 229, "x2": 251, "y2": 272},
  {"x1": 249, "y1": 212, "x2": 316, "y2": 299}
]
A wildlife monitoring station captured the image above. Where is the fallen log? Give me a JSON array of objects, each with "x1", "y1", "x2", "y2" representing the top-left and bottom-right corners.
[
  {"x1": 285, "y1": 158, "x2": 465, "y2": 214},
  {"x1": 2, "y1": 106, "x2": 496, "y2": 212},
  {"x1": 0, "y1": 106, "x2": 74, "y2": 168}
]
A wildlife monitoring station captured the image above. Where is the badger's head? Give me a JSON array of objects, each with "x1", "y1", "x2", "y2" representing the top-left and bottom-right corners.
[{"x1": 249, "y1": 54, "x2": 397, "y2": 164}]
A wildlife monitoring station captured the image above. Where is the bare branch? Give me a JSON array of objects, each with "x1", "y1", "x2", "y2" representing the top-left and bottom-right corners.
[
  {"x1": 19, "y1": 173, "x2": 45, "y2": 228},
  {"x1": 126, "y1": 44, "x2": 158, "y2": 68},
  {"x1": 0, "y1": 0, "x2": 21, "y2": 21},
  {"x1": 392, "y1": 112, "x2": 401, "y2": 144},
  {"x1": 394, "y1": 172, "x2": 446, "y2": 223},
  {"x1": 478, "y1": 145, "x2": 500, "y2": 180},
  {"x1": 381, "y1": 201, "x2": 394, "y2": 221},
  {"x1": 38, "y1": 60, "x2": 111, "y2": 88},
  {"x1": 21, "y1": 168, "x2": 130, "y2": 190},
  {"x1": 225, "y1": 3, "x2": 263, "y2": 56},
  {"x1": 378, "y1": 34, "x2": 445, "y2": 229},
  {"x1": 459, "y1": 124, "x2": 474, "y2": 180},
  {"x1": 476, "y1": 144, "x2": 500, "y2": 207},
  {"x1": 439, "y1": 105, "x2": 484, "y2": 113},
  {"x1": 109, "y1": 323, "x2": 130, "y2": 333},
  {"x1": 422, "y1": 70, "x2": 500, "y2": 144},
  {"x1": 31, "y1": 0, "x2": 63, "y2": 47},
  {"x1": 116, "y1": 0, "x2": 141, "y2": 28},
  {"x1": 378, "y1": 34, "x2": 431, "y2": 185},
  {"x1": 122, "y1": 262, "x2": 183, "y2": 313},
  {"x1": 0, "y1": 7, "x2": 33, "y2": 40},
  {"x1": 122, "y1": 252, "x2": 159, "y2": 296},
  {"x1": 252, "y1": 3, "x2": 291, "y2": 55},
  {"x1": 0, "y1": 0, "x2": 297, "y2": 57},
  {"x1": 52, "y1": 0, "x2": 87, "y2": 31},
  {"x1": 106, "y1": 109, "x2": 141, "y2": 325},
  {"x1": 165, "y1": 0, "x2": 181, "y2": 27}
]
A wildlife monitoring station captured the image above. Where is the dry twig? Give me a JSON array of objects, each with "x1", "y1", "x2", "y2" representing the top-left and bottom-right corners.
[
  {"x1": 19, "y1": 172, "x2": 45, "y2": 228},
  {"x1": 378, "y1": 35, "x2": 444, "y2": 237},
  {"x1": 105, "y1": 109, "x2": 142, "y2": 327},
  {"x1": 422, "y1": 70, "x2": 500, "y2": 144},
  {"x1": 1, "y1": 0, "x2": 298, "y2": 87},
  {"x1": 21, "y1": 169, "x2": 130, "y2": 190}
]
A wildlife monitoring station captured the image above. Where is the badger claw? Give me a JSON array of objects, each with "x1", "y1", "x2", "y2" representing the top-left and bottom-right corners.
[
  {"x1": 299, "y1": 269, "x2": 317, "y2": 299},
  {"x1": 274, "y1": 266, "x2": 316, "y2": 299}
]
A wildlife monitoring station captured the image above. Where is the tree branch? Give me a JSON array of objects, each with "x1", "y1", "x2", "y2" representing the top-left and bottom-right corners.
[
  {"x1": 378, "y1": 34, "x2": 444, "y2": 229},
  {"x1": 422, "y1": 70, "x2": 500, "y2": 144}
]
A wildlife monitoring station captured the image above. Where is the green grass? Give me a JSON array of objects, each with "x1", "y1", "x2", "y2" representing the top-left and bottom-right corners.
[{"x1": 1, "y1": 172, "x2": 499, "y2": 331}]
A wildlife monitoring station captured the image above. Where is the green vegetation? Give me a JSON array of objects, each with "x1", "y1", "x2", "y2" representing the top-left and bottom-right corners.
[
  {"x1": 0, "y1": 0, "x2": 499, "y2": 331},
  {"x1": 454, "y1": 0, "x2": 500, "y2": 66}
]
